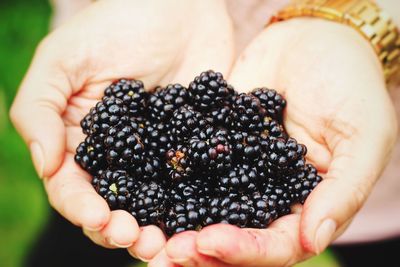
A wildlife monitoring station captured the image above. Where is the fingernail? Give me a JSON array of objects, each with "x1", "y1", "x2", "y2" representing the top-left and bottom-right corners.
[
  {"x1": 107, "y1": 237, "x2": 132, "y2": 248},
  {"x1": 30, "y1": 142, "x2": 44, "y2": 178},
  {"x1": 314, "y1": 219, "x2": 336, "y2": 254}
]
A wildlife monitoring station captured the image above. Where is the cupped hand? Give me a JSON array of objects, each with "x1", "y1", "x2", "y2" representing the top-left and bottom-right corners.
[
  {"x1": 161, "y1": 18, "x2": 398, "y2": 266},
  {"x1": 10, "y1": 0, "x2": 234, "y2": 261}
]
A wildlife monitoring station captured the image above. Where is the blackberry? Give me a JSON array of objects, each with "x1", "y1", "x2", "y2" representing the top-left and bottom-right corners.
[
  {"x1": 148, "y1": 84, "x2": 191, "y2": 122},
  {"x1": 143, "y1": 121, "x2": 174, "y2": 159},
  {"x1": 252, "y1": 88, "x2": 286, "y2": 121},
  {"x1": 218, "y1": 164, "x2": 259, "y2": 194},
  {"x1": 129, "y1": 182, "x2": 167, "y2": 226},
  {"x1": 104, "y1": 120, "x2": 145, "y2": 169},
  {"x1": 208, "y1": 194, "x2": 253, "y2": 228},
  {"x1": 75, "y1": 136, "x2": 106, "y2": 175},
  {"x1": 92, "y1": 169, "x2": 138, "y2": 210},
  {"x1": 296, "y1": 164, "x2": 322, "y2": 204},
  {"x1": 166, "y1": 146, "x2": 193, "y2": 181},
  {"x1": 249, "y1": 192, "x2": 279, "y2": 228},
  {"x1": 170, "y1": 105, "x2": 209, "y2": 144},
  {"x1": 188, "y1": 129, "x2": 232, "y2": 174},
  {"x1": 104, "y1": 79, "x2": 147, "y2": 117},
  {"x1": 262, "y1": 117, "x2": 287, "y2": 139},
  {"x1": 189, "y1": 70, "x2": 235, "y2": 111},
  {"x1": 164, "y1": 179, "x2": 211, "y2": 236},
  {"x1": 164, "y1": 200, "x2": 206, "y2": 236},
  {"x1": 81, "y1": 96, "x2": 129, "y2": 136},
  {"x1": 267, "y1": 137, "x2": 306, "y2": 176},
  {"x1": 230, "y1": 131, "x2": 262, "y2": 164},
  {"x1": 207, "y1": 106, "x2": 233, "y2": 127},
  {"x1": 231, "y1": 93, "x2": 267, "y2": 133}
]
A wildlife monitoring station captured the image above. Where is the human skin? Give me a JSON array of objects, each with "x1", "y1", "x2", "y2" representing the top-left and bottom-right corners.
[
  {"x1": 10, "y1": 0, "x2": 234, "y2": 261},
  {"x1": 10, "y1": 0, "x2": 398, "y2": 266},
  {"x1": 157, "y1": 19, "x2": 398, "y2": 267}
]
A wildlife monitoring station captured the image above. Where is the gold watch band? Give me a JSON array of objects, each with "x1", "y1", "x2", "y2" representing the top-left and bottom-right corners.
[{"x1": 269, "y1": 0, "x2": 400, "y2": 82}]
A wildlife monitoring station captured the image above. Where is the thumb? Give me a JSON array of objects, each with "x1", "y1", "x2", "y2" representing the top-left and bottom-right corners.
[
  {"x1": 300, "y1": 123, "x2": 396, "y2": 254},
  {"x1": 10, "y1": 40, "x2": 68, "y2": 178}
]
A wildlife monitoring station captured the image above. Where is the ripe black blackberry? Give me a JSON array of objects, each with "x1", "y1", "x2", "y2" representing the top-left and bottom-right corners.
[
  {"x1": 249, "y1": 192, "x2": 279, "y2": 228},
  {"x1": 166, "y1": 146, "x2": 193, "y2": 181},
  {"x1": 188, "y1": 128, "x2": 232, "y2": 174},
  {"x1": 163, "y1": 178, "x2": 211, "y2": 236},
  {"x1": 267, "y1": 137, "x2": 307, "y2": 176},
  {"x1": 81, "y1": 96, "x2": 130, "y2": 136},
  {"x1": 217, "y1": 164, "x2": 259, "y2": 194},
  {"x1": 92, "y1": 169, "x2": 138, "y2": 210},
  {"x1": 207, "y1": 106, "x2": 233, "y2": 127},
  {"x1": 295, "y1": 164, "x2": 322, "y2": 204},
  {"x1": 143, "y1": 121, "x2": 174, "y2": 159},
  {"x1": 230, "y1": 131, "x2": 262, "y2": 164},
  {"x1": 129, "y1": 182, "x2": 167, "y2": 226},
  {"x1": 170, "y1": 105, "x2": 209, "y2": 144},
  {"x1": 104, "y1": 120, "x2": 145, "y2": 169},
  {"x1": 75, "y1": 136, "x2": 106, "y2": 175},
  {"x1": 252, "y1": 88, "x2": 286, "y2": 121},
  {"x1": 263, "y1": 117, "x2": 287, "y2": 139},
  {"x1": 104, "y1": 79, "x2": 147, "y2": 117},
  {"x1": 208, "y1": 194, "x2": 253, "y2": 228},
  {"x1": 189, "y1": 70, "x2": 235, "y2": 111},
  {"x1": 148, "y1": 84, "x2": 191, "y2": 122},
  {"x1": 231, "y1": 93, "x2": 267, "y2": 133}
]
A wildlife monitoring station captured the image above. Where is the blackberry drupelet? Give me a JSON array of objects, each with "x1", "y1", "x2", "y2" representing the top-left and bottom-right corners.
[
  {"x1": 104, "y1": 79, "x2": 147, "y2": 117},
  {"x1": 207, "y1": 105, "x2": 233, "y2": 127},
  {"x1": 92, "y1": 169, "x2": 138, "y2": 210},
  {"x1": 129, "y1": 182, "x2": 167, "y2": 226},
  {"x1": 148, "y1": 84, "x2": 191, "y2": 122},
  {"x1": 252, "y1": 88, "x2": 286, "y2": 121},
  {"x1": 189, "y1": 70, "x2": 235, "y2": 111},
  {"x1": 230, "y1": 131, "x2": 262, "y2": 164},
  {"x1": 104, "y1": 120, "x2": 145, "y2": 169},
  {"x1": 75, "y1": 136, "x2": 106, "y2": 175}
]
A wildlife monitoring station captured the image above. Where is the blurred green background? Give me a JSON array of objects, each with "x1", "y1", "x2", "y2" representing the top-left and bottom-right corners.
[{"x1": 0, "y1": 0, "x2": 339, "y2": 266}]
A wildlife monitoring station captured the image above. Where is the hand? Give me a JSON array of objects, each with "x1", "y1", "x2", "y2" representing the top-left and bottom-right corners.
[
  {"x1": 160, "y1": 18, "x2": 398, "y2": 266},
  {"x1": 10, "y1": 0, "x2": 234, "y2": 262}
]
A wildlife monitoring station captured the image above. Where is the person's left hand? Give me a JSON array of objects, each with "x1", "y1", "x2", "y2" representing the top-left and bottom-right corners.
[{"x1": 150, "y1": 18, "x2": 398, "y2": 267}]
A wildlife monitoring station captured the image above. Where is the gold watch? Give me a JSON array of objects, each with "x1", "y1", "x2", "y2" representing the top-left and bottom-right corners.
[{"x1": 269, "y1": 0, "x2": 400, "y2": 82}]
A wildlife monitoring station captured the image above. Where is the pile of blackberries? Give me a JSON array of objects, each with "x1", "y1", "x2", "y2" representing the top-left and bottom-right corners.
[{"x1": 75, "y1": 70, "x2": 321, "y2": 236}]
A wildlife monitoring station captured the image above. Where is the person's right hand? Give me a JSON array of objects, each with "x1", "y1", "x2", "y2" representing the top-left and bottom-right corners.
[{"x1": 10, "y1": 0, "x2": 234, "y2": 262}]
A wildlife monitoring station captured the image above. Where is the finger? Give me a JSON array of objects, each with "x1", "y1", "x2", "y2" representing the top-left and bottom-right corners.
[
  {"x1": 44, "y1": 153, "x2": 110, "y2": 230},
  {"x1": 127, "y1": 225, "x2": 166, "y2": 262},
  {"x1": 196, "y1": 216, "x2": 312, "y2": 267},
  {"x1": 300, "y1": 128, "x2": 396, "y2": 254},
  {"x1": 166, "y1": 231, "x2": 232, "y2": 267},
  {"x1": 148, "y1": 249, "x2": 179, "y2": 267},
  {"x1": 83, "y1": 210, "x2": 139, "y2": 248},
  {"x1": 10, "y1": 39, "x2": 70, "y2": 178}
]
